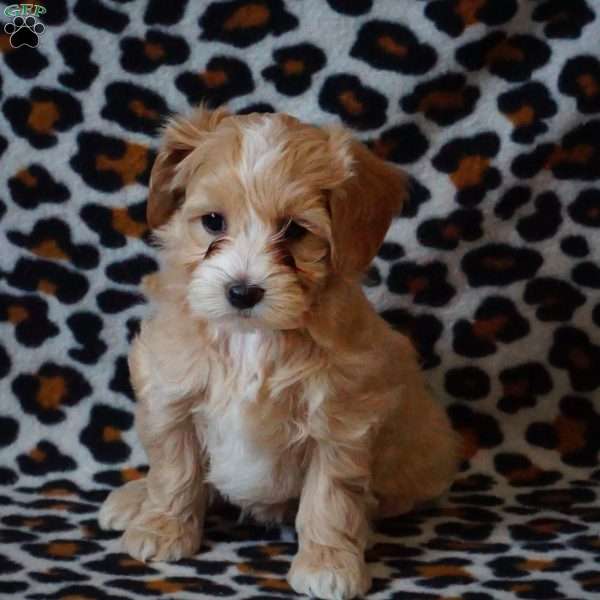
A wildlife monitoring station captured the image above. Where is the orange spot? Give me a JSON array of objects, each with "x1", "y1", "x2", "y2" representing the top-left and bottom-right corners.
[
  {"x1": 120, "y1": 557, "x2": 146, "y2": 568},
  {"x1": 449, "y1": 155, "x2": 489, "y2": 189},
  {"x1": 371, "y1": 138, "x2": 396, "y2": 160},
  {"x1": 588, "y1": 207, "x2": 600, "y2": 220},
  {"x1": 23, "y1": 518, "x2": 44, "y2": 528},
  {"x1": 442, "y1": 224, "x2": 461, "y2": 240},
  {"x1": 519, "y1": 558, "x2": 553, "y2": 571},
  {"x1": 577, "y1": 73, "x2": 600, "y2": 97},
  {"x1": 508, "y1": 465, "x2": 541, "y2": 483},
  {"x1": 47, "y1": 541, "x2": 78, "y2": 557},
  {"x1": 377, "y1": 35, "x2": 407, "y2": 57},
  {"x1": 103, "y1": 426, "x2": 122, "y2": 443},
  {"x1": 282, "y1": 59, "x2": 304, "y2": 75},
  {"x1": 545, "y1": 144, "x2": 594, "y2": 169},
  {"x1": 555, "y1": 416, "x2": 586, "y2": 454},
  {"x1": 96, "y1": 142, "x2": 149, "y2": 185},
  {"x1": 27, "y1": 101, "x2": 60, "y2": 134},
  {"x1": 37, "y1": 375, "x2": 66, "y2": 410},
  {"x1": 486, "y1": 40, "x2": 524, "y2": 64},
  {"x1": 144, "y1": 42, "x2": 165, "y2": 61},
  {"x1": 146, "y1": 580, "x2": 187, "y2": 593},
  {"x1": 481, "y1": 256, "x2": 514, "y2": 271},
  {"x1": 472, "y1": 316, "x2": 508, "y2": 340},
  {"x1": 0, "y1": 34, "x2": 15, "y2": 53},
  {"x1": 16, "y1": 168, "x2": 38, "y2": 188},
  {"x1": 259, "y1": 577, "x2": 291, "y2": 591},
  {"x1": 29, "y1": 447, "x2": 47, "y2": 463},
  {"x1": 338, "y1": 90, "x2": 363, "y2": 115},
  {"x1": 418, "y1": 91, "x2": 465, "y2": 113},
  {"x1": 42, "y1": 487, "x2": 73, "y2": 497},
  {"x1": 508, "y1": 105, "x2": 535, "y2": 127},
  {"x1": 224, "y1": 3, "x2": 270, "y2": 30},
  {"x1": 416, "y1": 564, "x2": 472, "y2": 579},
  {"x1": 38, "y1": 279, "x2": 57, "y2": 295},
  {"x1": 512, "y1": 583, "x2": 533, "y2": 593},
  {"x1": 455, "y1": 0, "x2": 485, "y2": 26},
  {"x1": 112, "y1": 208, "x2": 148, "y2": 238},
  {"x1": 202, "y1": 69, "x2": 228, "y2": 88},
  {"x1": 32, "y1": 239, "x2": 68, "y2": 260},
  {"x1": 459, "y1": 428, "x2": 479, "y2": 459},
  {"x1": 122, "y1": 467, "x2": 145, "y2": 481},
  {"x1": 568, "y1": 347, "x2": 591, "y2": 370},
  {"x1": 407, "y1": 276, "x2": 428, "y2": 295},
  {"x1": 128, "y1": 100, "x2": 160, "y2": 121},
  {"x1": 7, "y1": 305, "x2": 28, "y2": 324},
  {"x1": 503, "y1": 380, "x2": 529, "y2": 398}
]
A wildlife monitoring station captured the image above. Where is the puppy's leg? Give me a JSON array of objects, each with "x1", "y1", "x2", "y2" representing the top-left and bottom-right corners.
[
  {"x1": 99, "y1": 478, "x2": 147, "y2": 531},
  {"x1": 288, "y1": 443, "x2": 372, "y2": 600},
  {"x1": 120, "y1": 402, "x2": 207, "y2": 562}
]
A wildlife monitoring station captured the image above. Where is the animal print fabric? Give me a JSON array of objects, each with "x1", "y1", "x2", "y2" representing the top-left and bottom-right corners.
[{"x1": 0, "y1": 0, "x2": 599, "y2": 598}]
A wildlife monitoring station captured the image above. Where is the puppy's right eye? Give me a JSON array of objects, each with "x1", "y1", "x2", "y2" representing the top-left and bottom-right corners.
[{"x1": 201, "y1": 212, "x2": 226, "y2": 234}]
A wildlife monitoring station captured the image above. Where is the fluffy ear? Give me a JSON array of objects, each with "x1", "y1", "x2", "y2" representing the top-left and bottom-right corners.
[
  {"x1": 147, "y1": 106, "x2": 229, "y2": 229},
  {"x1": 327, "y1": 132, "x2": 407, "y2": 277}
]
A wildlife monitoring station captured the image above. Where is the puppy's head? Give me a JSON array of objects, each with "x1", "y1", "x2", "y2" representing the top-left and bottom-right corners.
[{"x1": 148, "y1": 107, "x2": 406, "y2": 330}]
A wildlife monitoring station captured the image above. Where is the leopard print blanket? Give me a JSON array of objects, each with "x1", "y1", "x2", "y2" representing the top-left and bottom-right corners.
[{"x1": 1, "y1": 0, "x2": 600, "y2": 598}]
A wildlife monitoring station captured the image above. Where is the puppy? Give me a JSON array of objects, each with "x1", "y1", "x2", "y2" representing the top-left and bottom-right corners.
[{"x1": 99, "y1": 107, "x2": 460, "y2": 600}]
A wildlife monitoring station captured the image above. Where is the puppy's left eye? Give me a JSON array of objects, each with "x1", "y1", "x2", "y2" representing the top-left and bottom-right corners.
[
  {"x1": 201, "y1": 212, "x2": 226, "y2": 234},
  {"x1": 283, "y1": 220, "x2": 308, "y2": 241}
]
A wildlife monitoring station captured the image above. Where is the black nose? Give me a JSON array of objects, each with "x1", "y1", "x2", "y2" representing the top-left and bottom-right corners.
[{"x1": 227, "y1": 282, "x2": 265, "y2": 309}]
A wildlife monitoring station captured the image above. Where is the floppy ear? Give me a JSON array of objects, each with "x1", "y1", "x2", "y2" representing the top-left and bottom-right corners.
[
  {"x1": 327, "y1": 133, "x2": 407, "y2": 277},
  {"x1": 147, "y1": 106, "x2": 229, "y2": 229}
]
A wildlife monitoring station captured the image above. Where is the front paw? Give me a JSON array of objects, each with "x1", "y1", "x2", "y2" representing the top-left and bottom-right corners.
[
  {"x1": 288, "y1": 545, "x2": 371, "y2": 600},
  {"x1": 122, "y1": 512, "x2": 202, "y2": 562},
  {"x1": 99, "y1": 479, "x2": 147, "y2": 531}
]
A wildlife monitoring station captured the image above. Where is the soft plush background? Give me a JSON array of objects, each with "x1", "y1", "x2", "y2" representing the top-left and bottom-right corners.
[{"x1": 1, "y1": 0, "x2": 599, "y2": 598}]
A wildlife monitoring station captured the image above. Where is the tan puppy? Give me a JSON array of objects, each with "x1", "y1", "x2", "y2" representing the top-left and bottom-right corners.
[{"x1": 99, "y1": 107, "x2": 460, "y2": 600}]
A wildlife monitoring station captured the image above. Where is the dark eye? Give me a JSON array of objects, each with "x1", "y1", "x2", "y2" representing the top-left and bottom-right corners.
[
  {"x1": 284, "y1": 220, "x2": 307, "y2": 241},
  {"x1": 201, "y1": 212, "x2": 226, "y2": 234}
]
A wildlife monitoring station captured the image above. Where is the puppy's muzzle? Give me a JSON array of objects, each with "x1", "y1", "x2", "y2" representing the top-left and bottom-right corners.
[{"x1": 227, "y1": 281, "x2": 265, "y2": 309}]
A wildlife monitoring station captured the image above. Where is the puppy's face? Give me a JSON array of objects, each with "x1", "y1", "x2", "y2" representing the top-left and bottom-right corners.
[{"x1": 148, "y1": 109, "x2": 406, "y2": 331}]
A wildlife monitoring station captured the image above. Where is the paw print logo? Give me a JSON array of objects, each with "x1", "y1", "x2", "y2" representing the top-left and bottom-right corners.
[{"x1": 4, "y1": 15, "x2": 45, "y2": 48}]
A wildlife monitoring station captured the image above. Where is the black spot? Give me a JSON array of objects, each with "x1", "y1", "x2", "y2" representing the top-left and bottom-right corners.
[
  {"x1": 83, "y1": 553, "x2": 158, "y2": 576},
  {"x1": 126, "y1": 318, "x2": 141, "y2": 343},
  {"x1": 97, "y1": 290, "x2": 146, "y2": 314},
  {"x1": 17, "y1": 441, "x2": 76, "y2": 476},
  {"x1": 7, "y1": 218, "x2": 99, "y2": 269},
  {"x1": 432, "y1": 132, "x2": 501, "y2": 206},
  {"x1": 380, "y1": 309, "x2": 443, "y2": 369},
  {"x1": 516, "y1": 192, "x2": 562, "y2": 242},
  {"x1": 325, "y1": 0, "x2": 372, "y2": 15},
  {"x1": 67, "y1": 312, "x2": 107, "y2": 365},
  {"x1": 120, "y1": 30, "x2": 190, "y2": 74},
  {"x1": 462, "y1": 244, "x2": 543, "y2": 287},
  {"x1": 449, "y1": 404, "x2": 504, "y2": 453},
  {"x1": 6, "y1": 258, "x2": 89, "y2": 304},
  {"x1": 498, "y1": 363, "x2": 553, "y2": 414},
  {"x1": 0, "y1": 417, "x2": 18, "y2": 448},
  {"x1": 8, "y1": 164, "x2": 69, "y2": 210},
  {"x1": 367, "y1": 123, "x2": 429, "y2": 164},
  {"x1": 517, "y1": 487, "x2": 596, "y2": 511},
  {"x1": 445, "y1": 366, "x2": 491, "y2": 401},
  {"x1": 3, "y1": 87, "x2": 82, "y2": 149},
  {"x1": 362, "y1": 265, "x2": 382, "y2": 288},
  {"x1": 425, "y1": 0, "x2": 518, "y2": 37},
  {"x1": 561, "y1": 235, "x2": 589, "y2": 258},
  {"x1": 456, "y1": 31, "x2": 551, "y2": 82},
  {"x1": 401, "y1": 72, "x2": 480, "y2": 126},
  {"x1": 559, "y1": 55, "x2": 600, "y2": 114},
  {"x1": 498, "y1": 82, "x2": 557, "y2": 144},
  {"x1": 145, "y1": 0, "x2": 188, "y2": 24},
  {"x1": 237, "y1": 102, "x2": 276, "y2": 115},
  {"x1": 101, "y1": 82, "x2": 169, "y2": 136},
  {"x1": 105, "y1": 254, "x2": 159, "y2": 286},
  {"x1": 572, "y1": 262, "x2": 600, "y2": 289},
  {"x1": 81, "y1": 201, "x2": 150, "y2": 248},
  {"x1": 263, "y1": 43, "x2": 326, "y2": 96},
  {"x1": 417, "y1": 209, "x2": 482, "y2": 250},
  {"x1": 568, "y1": 188, "x2": 600, "y2": 227},
  {"x1": 199, "y1": 0, "x2": 298, "y2": 48},
  {"x1": 388, "y1": 261, "x2": 455, "y2": 308},
  {"x1": 28, "y1": 568, "x2": 89, "y2": 584},
  {"x1": 377, "y1": 242, "x2": 404, "y2": 261},
  {"x1": 453, "y1": 296, "x2": 530, "y2": 358},
  {"x1": 27, "y1": 585, "x2": 126, "y2": 600},
  {"x1": 549, "y1": 327, "x2": 600, "y2": 392},
  {"x1": 176, "y1": 56, "x2": 254, "y2": 107},
  {"x1": 494, "y1": 453, "x2": 562, "y2": 487},
  {"x1": 12, "y1": 362, "x2": 92, "y2": 425},
  {"x1": 80, "y1": 404, "x2": 134, "y2": 464},
  {"x1": 110, "y1": 356, "x2": 135, "y2": 401},
  {"x1": 1, "y1": 43, "x2": 48, "y2": 80},
  {"x1": 57, "y1": 34, "x2": 99, "y2": 91},
  {"x1": 0, "y1": 343, "x2": 10, "y2": 379},
  {"x1": 350, "y1": 20, "x2": 436, "y2": 75},
  {"x1": 494, "y1": 186, "x2": 532, "y2": 220},
  {"x1": 0, "y1": 293, "x2": 59, "y2": 348},
  {"x1": 512, "y1": 120, "x2": 600, "y2": 181},
  {"x1": 524, "y1": 278, "x2": 586, "y2": 322},
  {"x1": 400, "y1": 176, "x2": 431, "y2": 218},
  {"x1": 73, "y1": 0, "x2": 129, "y2": 33},
  {"x1": 319, "y1": 73, "x2": 387, "y2": 130},
  {"x1": 23, "y1": 539, "x2": 103, "y2": 562},
  {"x1": 532, "y1": 0, "x2": 595, "y2": 39}
]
